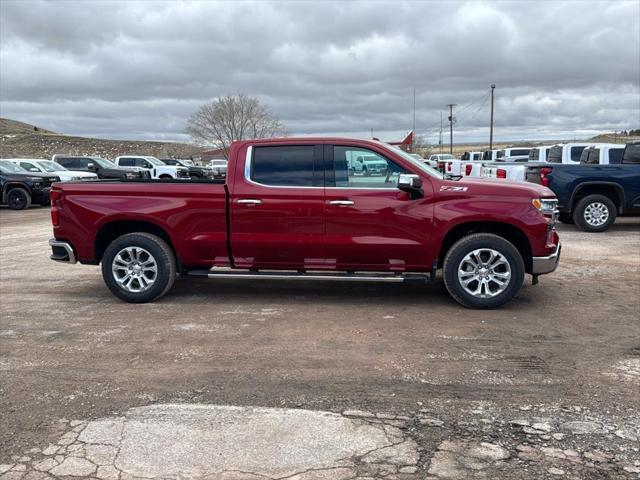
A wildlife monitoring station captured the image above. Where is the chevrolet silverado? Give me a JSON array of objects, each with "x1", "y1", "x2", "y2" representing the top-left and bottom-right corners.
[{"x1": 48, "y1": 138, "x2": 561, "y2": 308}]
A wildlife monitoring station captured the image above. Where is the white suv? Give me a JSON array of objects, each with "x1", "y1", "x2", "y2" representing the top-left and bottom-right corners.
[
  {"x1": 115, "y1": 156, "x2": 190, "y2": 179},
  {"x1": 8, "y1": 159, "x2": 97, "y2": 182}
]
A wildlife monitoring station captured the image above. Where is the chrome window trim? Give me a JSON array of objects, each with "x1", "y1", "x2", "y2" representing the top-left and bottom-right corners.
[{"x1": 244, "y1": 145, "x2": 403, "y2": 191}]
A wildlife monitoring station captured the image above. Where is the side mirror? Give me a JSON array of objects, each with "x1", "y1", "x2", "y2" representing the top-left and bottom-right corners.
[
  {"x1": 143, "y1": 162, "x2": 152, "y2": 169},
  {"x1": 397, "y1": 174, "x2": 423, "y2": 199},
  {"x1": 87, "y1": 163, "x2": 96, "y2": 171}
]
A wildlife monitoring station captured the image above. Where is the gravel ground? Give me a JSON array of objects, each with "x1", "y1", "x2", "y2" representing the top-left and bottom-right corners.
[{"x1": 0, "y1": 207, "x2": 639, "y2": 479}]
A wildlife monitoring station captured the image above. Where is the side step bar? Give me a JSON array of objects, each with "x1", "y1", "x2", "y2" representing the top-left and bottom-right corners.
[{"x1": 186, "y1": 269, "x2": 429, "y2": 283}]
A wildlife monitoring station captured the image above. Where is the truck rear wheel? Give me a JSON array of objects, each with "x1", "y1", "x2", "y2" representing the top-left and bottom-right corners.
[
  {"x1": 443, "y1": 234, "x2": 525, "y2": 309},
  {"x1": 7, "y1": 187, "x2": 31, "y2": 210},
  {"x1": 101, "y1": 232, "x2": 176, "y2": 303},
  {"x1": 573, "y1": 194, "x2": 616, "y2": 232}
]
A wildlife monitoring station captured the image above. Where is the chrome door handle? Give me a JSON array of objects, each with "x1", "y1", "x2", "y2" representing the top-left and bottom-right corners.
[
  {"x1": 328, "y1": 200, "x2": 354, "y2": 206},
  {"x1": 237, "y1": 199, "x2": 262, "y2": 205}
]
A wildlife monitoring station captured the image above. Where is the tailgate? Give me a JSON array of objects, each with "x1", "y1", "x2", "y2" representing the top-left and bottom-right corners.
[
  {"x1": 525, "y1": 166, "x2": 543, "y2": 184},
  {"x1": 481, "y1": 165, "x2": 499, "y2": 178}
]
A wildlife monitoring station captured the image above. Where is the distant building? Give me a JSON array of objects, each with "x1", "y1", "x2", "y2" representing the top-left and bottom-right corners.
[{"x1": 201, "y1": 147, "x2": 226, "y2": 161}]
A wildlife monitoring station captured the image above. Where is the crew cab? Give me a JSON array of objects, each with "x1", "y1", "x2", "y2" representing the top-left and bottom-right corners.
[
  {"x1": 525, "y1": 141, "x2": 640, "y2": 231},
  {"x1": 546, "y1": 143, "x2": 595, "y2": 164},
  {"x1": 53, "y1": 155, "x2": 150, "y2": 180},
  {"x1": 1, "y1": 160, "x2": 59, "y2": 209},
  {"x1": 160, "y1": 158, "x2": 213, "y2": 179},
  {"x1": 115, "y1": 156, "x2": 190, "y2": 179},
  {"x1": 48, "y1": 138, "x2": 561, "y2": 309},
  {"x1": 461, "y1": 151, "x2": 483, "y2": 161},
  {"x1": 7, "y1": 158, "x2": 97, "y2": 182}
]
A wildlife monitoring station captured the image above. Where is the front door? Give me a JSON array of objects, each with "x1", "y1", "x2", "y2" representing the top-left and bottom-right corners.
[
  {"x1": 323, "y1": 144, "x2": 434, "y2": 271},
  {"x1": 229, "y1": 143, "x2": 326, "y2": 269}
]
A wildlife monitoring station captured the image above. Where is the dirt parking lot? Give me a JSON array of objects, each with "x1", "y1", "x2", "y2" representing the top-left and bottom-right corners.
[{"x1": 1, "y1": 207, "x2": 639, "y2": 479}]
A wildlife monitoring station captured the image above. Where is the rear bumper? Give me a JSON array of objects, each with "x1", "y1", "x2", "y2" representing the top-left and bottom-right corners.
[
  {"x1": 49, "y1": 239, "x2": 77, "y2": 264},
  {"x1": 532, "y1": 243, "x2": 561, "y2": 275}
]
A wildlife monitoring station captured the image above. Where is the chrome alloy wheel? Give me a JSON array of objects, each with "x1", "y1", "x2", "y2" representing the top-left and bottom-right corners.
[
  {"x1": 584, "y1": 202, "x2": 609, "y2": 227},
  {"x1": 457, "y1": 248, "x2": 512, "y2": 298},
  {"x1": 112, "y1": 247, "x2": 158, "y2": 293}
]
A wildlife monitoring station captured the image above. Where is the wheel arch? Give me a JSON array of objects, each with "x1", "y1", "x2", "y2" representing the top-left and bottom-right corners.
[
  {"x1": 2, "y1": 182, "x2": 31, "y2": 203},
  {"x1": 438, "y1": 221, "x2": 533, "y2": 274},
  {"x1": 570, "y1": 182, "x2": 625, "y2": 213},
  {"x1": 94, "y1": 220, "x2": 179, "y2": 267}
]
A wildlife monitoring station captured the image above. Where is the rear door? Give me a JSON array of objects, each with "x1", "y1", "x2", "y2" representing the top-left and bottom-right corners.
[
  {"x1": 323, "y1": 143, "x2": 434, "y2": 271},
  {"x1": 229, "y1": 143, "x2": 326, "y2": 269}
]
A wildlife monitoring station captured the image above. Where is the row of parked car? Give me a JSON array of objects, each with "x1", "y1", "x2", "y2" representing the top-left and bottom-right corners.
[
  {"x1": 0, "y1": 155, "x2": 228, "y2": 210},
  {"x1": 425, "y1": 142, "x2": 640, "y2": 233}
]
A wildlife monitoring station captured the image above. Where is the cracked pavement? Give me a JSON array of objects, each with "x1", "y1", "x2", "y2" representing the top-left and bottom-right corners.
[{"x1": 1, "y1": 209, "x2": 640, "y2": 479}]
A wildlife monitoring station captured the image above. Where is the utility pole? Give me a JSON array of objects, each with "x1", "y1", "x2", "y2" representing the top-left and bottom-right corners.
[
  {"x1": 489, "y1": 84, "x2": 496, "y2": 150},
  {"x1": 447, "y1": 103, "x2": 456, "y2": 154},
  {"x1": 412, "y1": 88, "x2": 416, "y2": 152},
  {"x1": 439, "y1": 111, "x2": 443, "y2": 153},
  {"x1": 371, "y1": 127, "x2": 373, "y2": 139}
]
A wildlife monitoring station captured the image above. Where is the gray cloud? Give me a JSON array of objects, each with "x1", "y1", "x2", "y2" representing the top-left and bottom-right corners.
[{"x1": 1, "y1": 0, "x2": 638, "y2": 143}]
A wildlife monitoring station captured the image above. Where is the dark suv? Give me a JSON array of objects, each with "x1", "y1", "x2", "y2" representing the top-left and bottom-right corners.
[
  {"x1": 52, "y1": 156, "x2": 150, "y2": 179},
  {"x1": 0, "y1": 160, "x2": 59, "y2": 209}
]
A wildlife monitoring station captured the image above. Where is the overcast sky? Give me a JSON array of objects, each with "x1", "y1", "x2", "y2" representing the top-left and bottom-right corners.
[{"x1": 1, "y1": 0, "x2": 639, "y2": 144}]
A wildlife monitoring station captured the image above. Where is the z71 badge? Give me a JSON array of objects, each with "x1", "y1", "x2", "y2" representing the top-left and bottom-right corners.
[{"x1": 440, "y1": 186, "x2": 468, "y2": 192}]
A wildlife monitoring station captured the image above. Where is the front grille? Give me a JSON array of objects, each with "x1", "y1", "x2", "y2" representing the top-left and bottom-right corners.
[{"x1": 178, "y1": 169, "x2": 190, "y2": 178}]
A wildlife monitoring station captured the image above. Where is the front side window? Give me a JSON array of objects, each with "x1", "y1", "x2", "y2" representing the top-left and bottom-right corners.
[
  {"x1": 529, "y1": 149, "x2": 540, "y2": 161},
  {"x1": 334, "y1": 146, "x2": 407, "y2": 188},
  {"x1": 583, "y1": 148, "x2": 600, "y2": 164},
  {"x1": 510, "y1": 149, "x2": 531, "y2": 156},
  {"x1": 251, "y1": 145, "x2": 315, "y2": 186},
  {"x1": 20, "y1": 162, "x2": 41, "y2": 172}
]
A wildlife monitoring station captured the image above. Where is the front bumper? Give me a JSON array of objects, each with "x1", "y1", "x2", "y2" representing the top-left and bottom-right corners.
[
  {"x1": 49, "y1": 239, "x2": 77, "y2": 264},
  {"x1": 532, "y1": 243, "x2": 561, "y2": 275}
]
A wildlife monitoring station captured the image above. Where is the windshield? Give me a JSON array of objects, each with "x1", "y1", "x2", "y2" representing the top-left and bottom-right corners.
[
  {"x1": 90, "y1": 157, "x2": 115, "y2": 169},
  {"x1": 385, "y1": 144, "x2": 444, "y2": 179},
  {"x1": 0, "y1": 161, "x2": 29, "y2": 174},
  {"x1": 145, "y1": 157, "x2": 165, "y2": 166},
  {"x1": 37, "y1": 160, "x2": 67, "y2": 172}
]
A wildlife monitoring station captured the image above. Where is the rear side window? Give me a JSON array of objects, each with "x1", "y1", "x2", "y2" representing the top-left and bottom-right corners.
[
  {"x1": 571, "y1": 146, "x2": 586, "y2": 162},
  {"x1": 623, "y1": 144, "x2": 640, "y2": 164},
  {"x1": 608, "y1": 148, "x2": 623, "y2": 164},
  {"x1": 547, "y1": 146, "x2": 562, "y2": 163},
  {"x1": 56, "y1": 158, "x2": 78, "y2": 169},
  {"x1": 251, "y1": 146, "x2": 316, "y2": 186},
  {"x1": 119, "y1": 158, "x2": 134, "y2": 167}
]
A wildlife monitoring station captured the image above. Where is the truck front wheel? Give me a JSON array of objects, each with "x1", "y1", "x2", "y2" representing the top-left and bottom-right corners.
[
  {"x1": 101, "y1": 232, "x2": 176, "y2": 303},
  {"x1": 573, "y1": 194, "x2": 616, "y2": 232},
  {"x1": 443, "y1": 234, "x2": 525, "y2": 309},
  {"x1": 7, "y1": 188, "x2": 31, "y2": 210}
]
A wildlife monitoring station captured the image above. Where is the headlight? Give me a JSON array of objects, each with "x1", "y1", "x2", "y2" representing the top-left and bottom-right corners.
[{"x1": 532, "y1": 198, "x2": 558, "y2": 215}]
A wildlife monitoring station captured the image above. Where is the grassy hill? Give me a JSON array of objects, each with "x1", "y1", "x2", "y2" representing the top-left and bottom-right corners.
[{"x1": 0, "y1": 118, "x2": 204, "y2": 160}]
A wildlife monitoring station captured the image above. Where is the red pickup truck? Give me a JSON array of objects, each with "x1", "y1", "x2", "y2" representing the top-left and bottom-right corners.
[{"x1": 48, "y1": 138, "x2": 560, "y2": 308}]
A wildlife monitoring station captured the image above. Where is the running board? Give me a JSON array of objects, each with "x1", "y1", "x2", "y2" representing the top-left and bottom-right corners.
[{"x1": 186, "y1": 269, "x2": 429, "y2": 283}]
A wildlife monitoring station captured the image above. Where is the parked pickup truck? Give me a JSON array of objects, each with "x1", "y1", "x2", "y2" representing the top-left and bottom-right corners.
[
  {"x1": 1, "y1": 160, "x2": 59, "y2": 209},
  {"x1": 525, "y1": 141, "x2": 640, "y2": 231},
  {"x1": 48, "y1": 137, "x2": 561, "y2": 309}
]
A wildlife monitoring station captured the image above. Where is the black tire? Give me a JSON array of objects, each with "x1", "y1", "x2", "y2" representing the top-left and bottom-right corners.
[
  {"x1": 573, "y1": 194, "x2": 617, "y2": 233},
  {"x1": 558, "y1": 212, "x2": 574, "y2": 224},
  {"x1": 7, "y1": 187, "x2": 31, "y2": 210},
  {"x1": 159, "y1": 174, "x2": 172, "y2": 179},
  {"x1": 101, "y1": 232, "x2": 176, "y2": 303},
  {"x1": 443, "y1": 233, "x2": 525, "y2": 309}
]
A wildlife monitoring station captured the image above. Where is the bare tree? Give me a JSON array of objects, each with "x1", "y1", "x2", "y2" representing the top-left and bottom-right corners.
[{"x1": 186, "y1": 94, "x2": 287, "y2": 158}]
